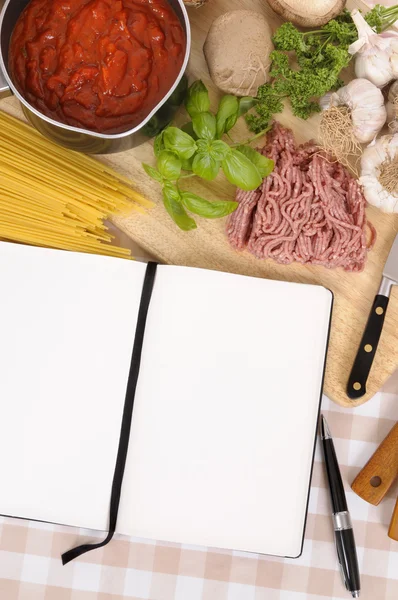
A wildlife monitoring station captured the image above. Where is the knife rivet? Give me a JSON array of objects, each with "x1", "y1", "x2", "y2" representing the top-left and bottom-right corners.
[
  {"x1": 353, "y1": 382, "x2": 362, "y2": 391},
  {"x1": 375, "y1": 307, "x2": 384, "y2": 315},
  {"x1": 364, "y1": 344, "x2": 373, "y2": 353}
]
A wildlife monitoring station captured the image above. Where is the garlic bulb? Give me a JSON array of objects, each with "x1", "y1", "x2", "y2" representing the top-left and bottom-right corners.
[
  {"x1": 360, "y1": 134, "x2": 398, "y2": 212},
  {"x1": 320, "y1": 78, "x2": 386, "y2": 143},
  {"x1": 386, "y1": 80, "x2": 398, "y2": 132},
  {"x1": 349, "y1": 9, "x2": 398, "y2": 88}
]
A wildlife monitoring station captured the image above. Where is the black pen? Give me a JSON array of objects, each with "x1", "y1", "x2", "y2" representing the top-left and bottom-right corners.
[{"x1": 320, "y1": 415, "x2": 360, "y2": 598}]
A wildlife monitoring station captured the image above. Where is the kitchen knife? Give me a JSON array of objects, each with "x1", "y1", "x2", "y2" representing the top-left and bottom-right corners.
[{"x1": 347, "y1": 234, "x2": 398, "y2": 400}]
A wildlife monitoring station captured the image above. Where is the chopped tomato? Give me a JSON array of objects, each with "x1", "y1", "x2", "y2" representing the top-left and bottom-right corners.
[{"x1": 9, "y1": 0, "x2": 185, "y2": 133}]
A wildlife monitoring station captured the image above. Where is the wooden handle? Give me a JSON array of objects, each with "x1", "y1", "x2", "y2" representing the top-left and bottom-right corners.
[
  {"x1": 351, "y1": 422, "x2": 398, "y2": 505},
  {"x1": 389, "y1": 497, "x2": 398, "y2": 541},
  {"x1": 347, "y1": 295, "x2": 390, "y2": 400}
]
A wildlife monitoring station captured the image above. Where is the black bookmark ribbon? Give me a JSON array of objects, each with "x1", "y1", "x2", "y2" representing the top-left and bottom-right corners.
[{"x1": 62, "y1": 262, "x2": 158, "y2": 566}]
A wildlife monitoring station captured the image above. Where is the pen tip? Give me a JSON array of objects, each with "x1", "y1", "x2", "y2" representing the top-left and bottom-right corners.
[
  {"x1": 320, "y1": 415, "x2": 332, "y2": 440},
  {"x1": 352, "y1": 592, "x2": 360, "y2": 598}
]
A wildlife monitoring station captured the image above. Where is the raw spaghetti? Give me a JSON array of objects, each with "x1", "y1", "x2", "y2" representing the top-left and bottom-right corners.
[
  {"x1": 0, "y1": 111, "x2": 152, "y2": 257},
  {"x1": 227, "y1": 122, "x2": 375, "y2": 272}
]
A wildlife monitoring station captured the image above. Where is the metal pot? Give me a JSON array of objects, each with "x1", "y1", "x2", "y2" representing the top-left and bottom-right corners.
[{"x1": 0, "y1": 0, "x2": 191, "y2": 153}]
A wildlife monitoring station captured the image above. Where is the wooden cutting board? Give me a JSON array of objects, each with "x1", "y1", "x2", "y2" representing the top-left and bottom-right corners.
[{"x1": 1, "y1": 0, "x2": 397, "y2": 407}]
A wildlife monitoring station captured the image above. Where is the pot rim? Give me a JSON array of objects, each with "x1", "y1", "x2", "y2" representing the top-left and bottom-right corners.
[{"x1": 0, "y1": 0, "x2": 191, "y2": 140}]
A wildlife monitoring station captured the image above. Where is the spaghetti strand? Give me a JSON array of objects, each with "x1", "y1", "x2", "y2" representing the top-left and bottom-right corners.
[{"x1": 0, "y1": 111, "x2": 152, "y2": 257}]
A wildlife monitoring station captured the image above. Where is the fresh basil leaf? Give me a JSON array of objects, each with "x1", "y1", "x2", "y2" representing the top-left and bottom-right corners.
[
  {"x1": 163, "y1": 183, "x2": 197, "y2": 231},
  {"x1": 185, "y1": 80, "x2": 210, "y2": 118},
  {"x1": 143, "y1": 163, "x2": 163, "y2": 183},
  {"x1": 181, "y1": 155, "x2": 194, "y2": 171},
  {"x1": 192, "y1": 112, "x2": 216, "y2": 141},
  {"x1": 216, "y1": 95, "x2": 239, "y2": 138},
  {"x1": 238, "y1": 96, "x2": 256, "y2": 117},
  {"x1": 163, "y1": 182, "x2": 180, "y2": 202},
  {"x1": 192, "y1": 153, "x2": 220, "y2": 181},
  {"x1": 220, "y1": 96, "x2": 255, "y2": 134},
  {"x1": 221, "y1": 149, "x2": 262, "y2": 191},
  {"x1": 181, "y1": 192, "x2": 238, "y2": 219},
  {"x1": 163, "y1": 127, "x2": 197, "y2": 160},
  {"x1": 154, "y1": 131, "x2": 165, "y2": 157},
  {"x1": 181, "y1": 121, "x2": 198, "y2": 140},
  {"x1": 208, "y1": 140, "x2": 230, "y2": 161},
  {"x1": 225, "y1": 113, "x2": 238, "y2": 133},
  {"x1": 196, "y1": 139, "x2": 208, "y2": 153},
  {"x1": 236, "y1": 146, "x2": 274, "y2": 178},
  {"x1": 157, "y1": 150, "x2": 181, "y2": 180}
]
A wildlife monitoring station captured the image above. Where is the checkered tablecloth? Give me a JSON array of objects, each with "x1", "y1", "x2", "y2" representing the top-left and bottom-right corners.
[{"x1": 1, "y1": 372, "x2": 398, "y2": 600}]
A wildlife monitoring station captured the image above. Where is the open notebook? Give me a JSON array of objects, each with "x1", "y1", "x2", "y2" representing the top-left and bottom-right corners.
[{"x1": 0, "y1": 241, "x2": 332, "y2": 559}]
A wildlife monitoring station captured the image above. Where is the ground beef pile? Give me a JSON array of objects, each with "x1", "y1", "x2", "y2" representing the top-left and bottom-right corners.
[{"x1": 227, "y1": 122, "x2": 376, "y2": 272}]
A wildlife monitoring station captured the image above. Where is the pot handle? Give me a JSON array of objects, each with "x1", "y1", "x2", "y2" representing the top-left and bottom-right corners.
[{"x1": 0, "y1": 63, "x2": 11, "y2": 99}]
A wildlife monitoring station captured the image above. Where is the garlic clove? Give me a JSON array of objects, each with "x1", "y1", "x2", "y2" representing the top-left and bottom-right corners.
[
  {"x1": 387, "y1": 80, "x2": 398, "y2": 126},
  {"x1": 355, "y1": 51, "x2": 393, "y2": 87},
  {"x1": 348, "y1": 9, "x2": 376, "y2": 54},
  {"x1": 343, "y1": 79, "x2": 386, "y2": 143},
  {"x1": 361, "y1": 144, "x2": 388, "y2": 176},
  {"x1": 360, "y1": 176, "x2": 398, "y2": 212},
  {"x1": 349, "y1": 37, "x2": 367, "y2": 55},
  {"x1": 319, "y1": 91, "x2": 338, "y2": 111},
  {"x1": 349, "y1": 9, "x2": 397, "y2": 88},
  {"x1": 391, "y1": 52, "x2": 398, "y2": 78},
  {"x1": 379, "y1": 31, "x2": 398, "y2": 41},
  {"x1": 360, "y1": 135, "x2": 398, "y2": 213},
  {"x1": 351, "y1": 112, "x2": 386, "y2": 143},
  {"x1": 320, "y1": 79, "x2": 386, "y2": 148}
]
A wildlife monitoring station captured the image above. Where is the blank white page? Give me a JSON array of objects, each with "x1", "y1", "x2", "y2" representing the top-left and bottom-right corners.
[
  {"x1": 119, "y1": 265, "x2": 332, "y2": 558},
  {"x1": 0, "y1": 242, "x2": 146, "y2": 531}
]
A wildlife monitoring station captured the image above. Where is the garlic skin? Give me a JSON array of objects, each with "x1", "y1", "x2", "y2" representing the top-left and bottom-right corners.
[
  {"x1": 349, "y1": 9, "x2": 398, "y2": 88},
  {"x1": 320, "y1": 78, "x2": 386, "y2": 143},
  {"x1": 386, "y1": 80, "x2": 398, "y2": 131},
  {"x1": 360, "y1": 135, "x2": 398, "y2": 213}
]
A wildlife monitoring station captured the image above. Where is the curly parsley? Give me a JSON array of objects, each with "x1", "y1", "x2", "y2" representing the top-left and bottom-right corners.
[{"x1": 247, "y1": 5, "x2": 398, "y2": 133}]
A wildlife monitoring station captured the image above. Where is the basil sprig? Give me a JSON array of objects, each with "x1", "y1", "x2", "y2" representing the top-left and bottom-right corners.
[{"x1": 143, "y1": 80, "x2": 273, "y2": 230}]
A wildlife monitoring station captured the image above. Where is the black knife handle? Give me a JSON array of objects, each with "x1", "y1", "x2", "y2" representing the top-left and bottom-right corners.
[{"x1": 347, "y1": 295, "x2": 389, "y2": 400}]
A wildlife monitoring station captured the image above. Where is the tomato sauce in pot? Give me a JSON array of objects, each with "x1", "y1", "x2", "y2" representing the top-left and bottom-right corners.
[{"x1": 9, "y1": 0, "x2": 186, "y2": 133}]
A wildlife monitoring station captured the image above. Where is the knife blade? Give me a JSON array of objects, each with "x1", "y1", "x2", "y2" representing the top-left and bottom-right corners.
[
  {"x1": 347, "y1": 234, "x2": 398, "y2": 400},
  {"x1": 384, "y1": 234, "x2": 398, "y2": 284}
]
